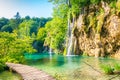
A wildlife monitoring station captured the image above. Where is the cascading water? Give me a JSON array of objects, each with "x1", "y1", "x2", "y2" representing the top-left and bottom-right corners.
[
  {"x1": 49, "y1": 47, "x2": 52, "y2": 59},
  {"x1": 66, "y1": 17, "x2": 75, "y2": 56},
  {"x1": 67, "y1": 35, "x2": 74, "y2": 56},
  {"x1": 66, "y1": 7, "x2": 84, "y2": 56},
  {"x1": 66, "y1": 0, "x2": 76, "y2": 56},
  {"x1": 49, "y1": 47, "x2": 52, "y2": 54},
  {"x1": 49, "y1": 39, "x2": 52, "y2": 58}
]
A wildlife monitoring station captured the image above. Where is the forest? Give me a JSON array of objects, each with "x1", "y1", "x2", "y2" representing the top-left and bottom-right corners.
[
  {"x1": 0, "y1": 0, "x2": 120, "y2": 80},
  {"x1": 0, "y1": 12, "x2": 52, "y2": 71}
]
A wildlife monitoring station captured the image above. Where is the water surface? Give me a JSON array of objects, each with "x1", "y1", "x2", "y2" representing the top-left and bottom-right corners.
[{"x1": 25, "y1": 53, "x2": 120, "y2": 80}]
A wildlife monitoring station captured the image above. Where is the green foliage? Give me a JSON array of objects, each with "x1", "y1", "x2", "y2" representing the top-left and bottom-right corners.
[
  {"x1": 32, "y1": 17, "x2": 52, "y2": 27},
  {"x1": 36, "y1": 27, "x2": 47, "y2": 52},
  {"x1": 45, "y1": 17, "x2": 67, "y2": 53},
  {"x1": 114, "y1": 64, "x2": 120, "y2": 71},
  {"x1": 90, "y1": 0, "x2": 100, "y2": 4},
  {"x1": 100, "y1": 63, "x2": 120, "y2": 75},
  {"x1": 100, "y1": 64, "x2": 114, "y2": 74},
  {"x1": 96, "y1": 8, "x2": 105, "y2": 33},
  {"x1": 53, "y1": 4, "x2": 69, "y2": 18},
  {"x1": 14, "y1": 12, "x2": 21, "y2": 25},
  {"x1": 116, "y1": 0, "x2": 120, "y2": 14},
  {"x1": 0, "y1": 63, "x2": 5, "y2": 71},
  {"x1": 0, "y1": 12, "x2": 52, "y2": 71},
  {"x1": 0, "y1": 59, "x2": 5, "y2": 71},
  {"x1": 71, "y1": 4, "x2": 79, "y2": 17},
  {"x1": 82, "y1": 52, "x2": 88, "y2": 56},
  {"x1": 37, "y1": 27, "x2": 46, "y2": 42},
  {"x1": 1, "y1": 25, "x2": 13, "y2": 33},
  {"x1": 18, "y1": 20, "x2": 38, "y2": 37},
  {"x1": 109, "y1": 1, "x2": 117, "y2": 8},
  {"x1": 0, "y1": 32, "x2": 36, "y2": 70},
  {"x1": 0, "y1": 17, "x2": 9, "y2": 30}
]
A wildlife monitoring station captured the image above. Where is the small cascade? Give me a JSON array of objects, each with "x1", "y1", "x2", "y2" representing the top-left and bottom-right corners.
[
  {"x1": 49, "y1": 47, "x2": 52, "y2": 54},
  {"x1": 49, "y1": 39, "x2": 52, "y2": 58},
  {"x1": 49, "y1": 47, "x2": 52, "y2": 59}
]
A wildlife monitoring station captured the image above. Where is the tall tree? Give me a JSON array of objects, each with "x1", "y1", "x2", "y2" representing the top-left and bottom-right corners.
[{"x1": 14, "y1": 12, "x2": 21, "y2": 29}]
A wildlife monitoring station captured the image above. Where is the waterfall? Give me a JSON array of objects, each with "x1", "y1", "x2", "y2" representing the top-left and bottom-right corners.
[
  {"x1": 49, "y1": 47, "x2": 52, "y2": 54},
  {"x1": 67, "y1": 34, "x2": 74, "y2": 55},
  {"x1": 49, "y1": 39, "x2": 52, "y2": 56},
  {"x1": 66, "y1": 17, "x2": 75, "y2": 56},
  {"x1": 49, "y1": 47, "x2": 52, "y2": 59}
]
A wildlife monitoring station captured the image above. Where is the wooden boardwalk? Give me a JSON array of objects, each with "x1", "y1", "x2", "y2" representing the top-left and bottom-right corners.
[{"x1": 6, "y1": 63, "x2": 55, "y2": 80}]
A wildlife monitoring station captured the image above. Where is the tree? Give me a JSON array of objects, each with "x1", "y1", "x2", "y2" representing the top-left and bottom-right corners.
[
  {"x1": 44, "y1": 17, "x2": 67, "y2": 53},
  {"x1": 0, "y1": 17, "x2": 9, "y2": 30},
  {"x1": 25, "y1": 16, "x2": 30, "y2": 20},
  {"x1": 37, "y1": 27, "x2": 46, "y2": 42},
  {"x1": 0, "y1": 31, "x2": 36, "y2": 71},
  {"x1": 1, "y1": 25, "x2": 13, "y2": 33},
  {"x1": 18, "y1": 20, "x2": 38, "y2": 38},
  {"x1": 14, "y1": 12, "x2": 21, "y2": 29},
  {"x1": 14, "y1": 12, "x2": 21, "y2": 20}
]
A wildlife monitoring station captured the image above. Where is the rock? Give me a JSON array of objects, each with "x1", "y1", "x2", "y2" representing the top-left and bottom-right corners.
[
  {"x1": 73, "y1": 1, "x2": 120, "y2": 58},
  {"x1": 108, "y1": 15, "x2": 120, "y2": 38},
  {"x1": 114, "y1": 49, "x2": 120, "y2": 58}
]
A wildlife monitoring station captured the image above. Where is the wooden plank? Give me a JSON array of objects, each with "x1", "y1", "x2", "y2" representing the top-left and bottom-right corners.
[{"x1": 6, "y1": 63, "x2": 55, "y2": 80}]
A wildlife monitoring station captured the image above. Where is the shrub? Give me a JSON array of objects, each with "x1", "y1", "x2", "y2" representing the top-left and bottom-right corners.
[
  {"x1": 0, "y1": 63, "x2": 5, "y2": 72},
  {"x1": 114, "y1": 64, "x2": 120, "y2": 71},
  {"x1": 100, "y1": 64, "x2": 114, "y2": 74}
]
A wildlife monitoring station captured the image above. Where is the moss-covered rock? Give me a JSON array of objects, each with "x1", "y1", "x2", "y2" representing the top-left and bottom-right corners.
[{"x1": 73, "y1": 1, "x2": 120, "y2": 58}]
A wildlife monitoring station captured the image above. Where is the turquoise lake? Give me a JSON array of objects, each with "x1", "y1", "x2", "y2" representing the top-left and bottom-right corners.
[
  {"x1": 0, "y1": 53, "x2": 120, "y2": 80},
  {"x1": 25, "y1": 53, "x2": 120, "y2": 80}
]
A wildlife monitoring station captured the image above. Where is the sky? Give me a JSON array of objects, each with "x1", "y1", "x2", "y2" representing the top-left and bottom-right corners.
[{"x1": 0, "y1": 0, "x2": 53, "y2": 18}]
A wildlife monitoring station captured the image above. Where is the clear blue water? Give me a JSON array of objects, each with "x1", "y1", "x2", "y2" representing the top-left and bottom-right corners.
[
  {"x1": 25, "y1": 53, "x2": 120, "y2": 80},
  {"x1": 0, "y1": 53, "x2": 120, "y2": 80}
]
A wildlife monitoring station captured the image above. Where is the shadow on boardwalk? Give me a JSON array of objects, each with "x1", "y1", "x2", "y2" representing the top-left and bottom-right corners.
[{"x1": 6, "y1": 63, "x2": 55, "y2": 80}]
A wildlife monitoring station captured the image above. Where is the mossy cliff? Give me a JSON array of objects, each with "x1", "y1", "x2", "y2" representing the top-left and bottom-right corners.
[{"x1": 73, "y1": 1, "x2": 120, "y2": 58}]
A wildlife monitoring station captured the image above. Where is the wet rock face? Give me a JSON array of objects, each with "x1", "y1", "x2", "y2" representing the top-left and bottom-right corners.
[{"x1": 74, "y1": 1, "x2": 120, "y2": 57}]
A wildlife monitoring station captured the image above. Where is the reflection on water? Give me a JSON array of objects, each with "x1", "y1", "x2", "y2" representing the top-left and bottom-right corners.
[{"x1": 25, "y1": 53, "x2": 120, "y2": 80}]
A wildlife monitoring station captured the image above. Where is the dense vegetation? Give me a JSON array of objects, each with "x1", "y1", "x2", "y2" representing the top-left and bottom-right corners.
[
  {"x1": 47, "y1": 0, "x2": 120, "y2": 57},
  {"x1": 0, "y1": 0, "x2": 120, "y2": 73},
  {"x1": 0, "y1": 12, "x2": 52, "y2": 71}
]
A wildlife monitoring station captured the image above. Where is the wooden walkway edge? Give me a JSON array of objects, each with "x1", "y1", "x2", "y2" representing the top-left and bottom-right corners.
[{"x1": 6, "y1": 63, "x2": 55, "y2": 80}]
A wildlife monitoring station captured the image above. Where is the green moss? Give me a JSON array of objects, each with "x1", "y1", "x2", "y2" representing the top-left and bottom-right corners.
[
  {"x1": 96, "y1": 15, "x2": 104, "y2": 33},
  {"x1": 63, "y1": 48, "x2": 67, "y2": 56},
  {"x1": 82, "y1": 52, "x2": 88, "y2": 56}
]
